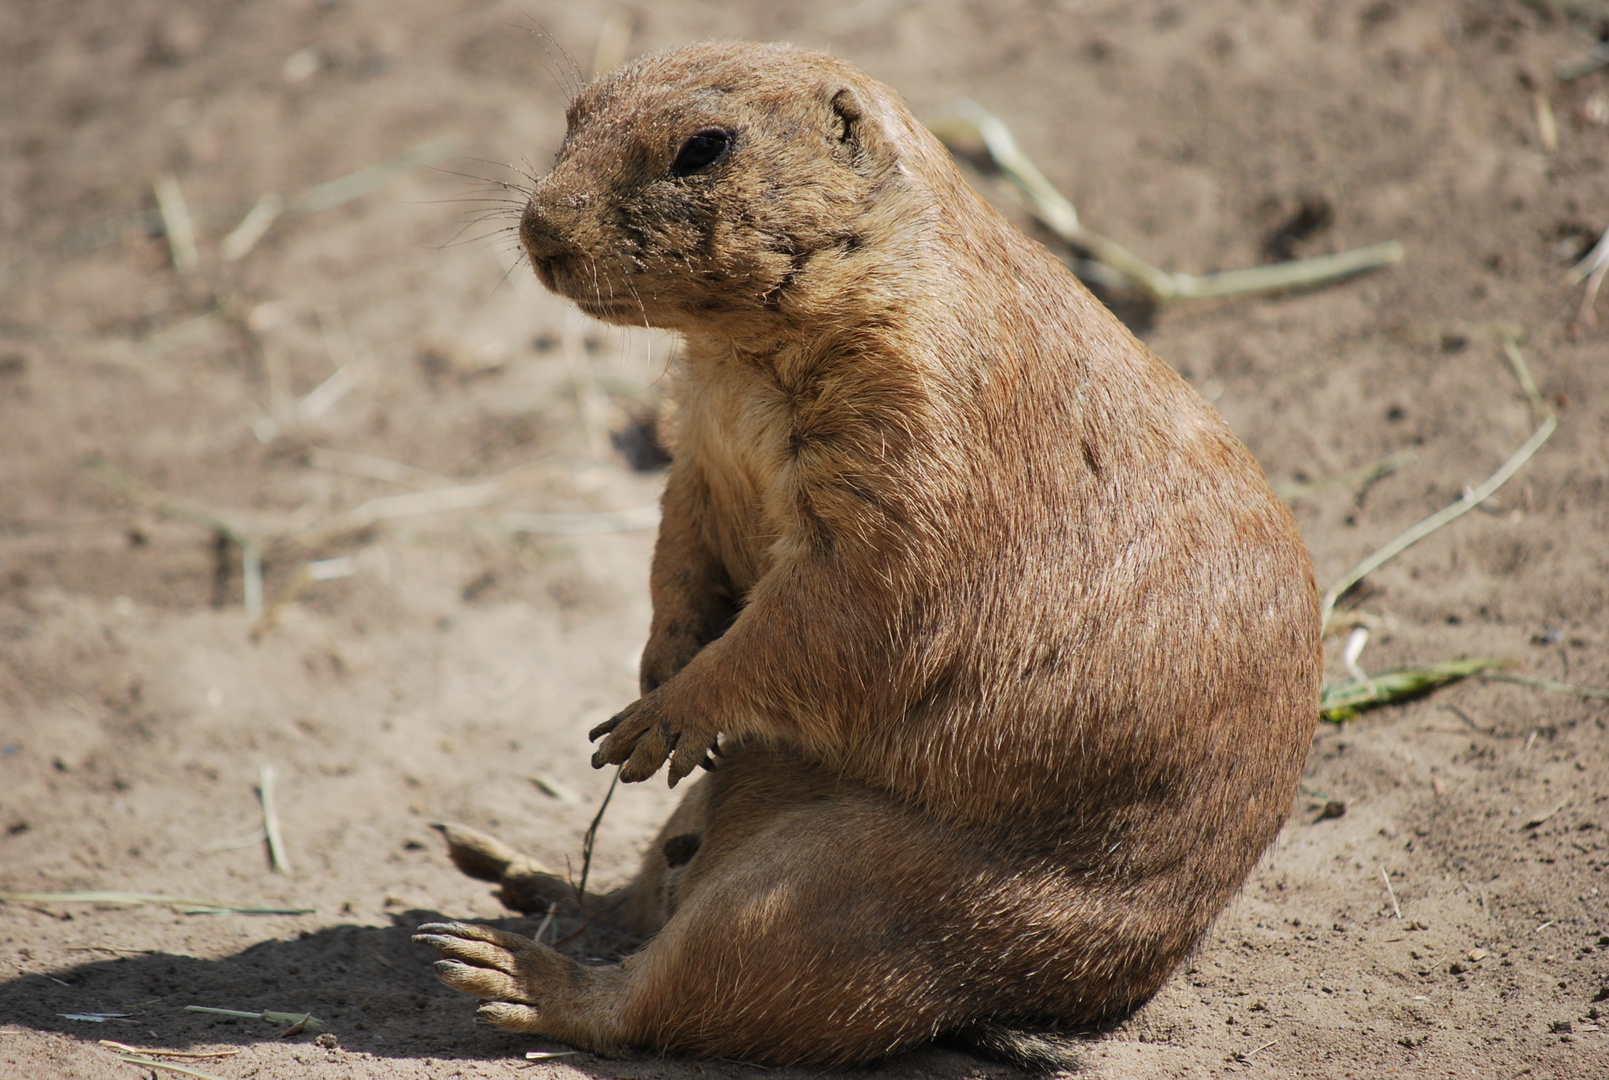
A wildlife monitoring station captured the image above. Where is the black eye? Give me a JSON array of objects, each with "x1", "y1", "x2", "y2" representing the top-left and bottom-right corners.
[{"x1": 671, "y1": 129, "x2": 731, "y2": 176}]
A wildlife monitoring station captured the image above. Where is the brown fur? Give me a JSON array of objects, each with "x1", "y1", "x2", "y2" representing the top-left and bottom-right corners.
[{"x1": 416, "y1": 41, "x2": 1321, "y2": 1066}]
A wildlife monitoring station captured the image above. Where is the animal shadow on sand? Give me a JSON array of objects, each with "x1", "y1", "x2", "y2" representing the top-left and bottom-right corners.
[{"x1": 0, "y1": 909, "x2": 1031, "y2": 1077}]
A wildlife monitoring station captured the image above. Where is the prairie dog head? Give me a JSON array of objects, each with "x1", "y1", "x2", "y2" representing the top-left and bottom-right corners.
[{"x1": 518, "y1": 43, "x2": 930, "y2": 338}]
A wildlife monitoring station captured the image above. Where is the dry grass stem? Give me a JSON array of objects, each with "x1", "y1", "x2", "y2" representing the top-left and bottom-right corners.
[
  {"x1": 250, "y1": 557, "x2": 355, "y2": 638},
  {"x1": 1274, "y1": 449, "x2": 1417, "y2": 505},
  {"x1": 83, "y1": 458, "x2": 264, "y2": 617},
  {"x1": 117, "y1": 1056, "x2": 227, "y2": 1080},
  {"x1": 1321, "y1": 342, "x2": 1556, "y2": 631},
  {"x1": 307, "y1": 447, "x2": 452, "y2": 489},
  {"x1": 98, "y1": 1041, "x2": 240, "y2": 1059},
  {"x1": 272, "y1": 456, "x2": 558, "y2": 557},
  {"x1": 297, "y1": 361, "x2": 366, "y2": 423},
  {"x1": 1556, "y1": 41, "x2": 1609, "y2": 81},
  {"x1": 55, "y1": 139, "x2": 455, "y2": 263},
  {"x1": 0, "y1": 891, "x2": 312, "y2": 915},
  {"x1": 1319, "y1": 413, "x2": 1553, "y2": 628},
  {"x1": 1523, "y1": 802, "x2": 1567, "y2": 829},
  {"x1": 308, "y1": 556, "x2": 355, "y2": 581},
  {"x1": 219, "y1": 193, "x2": 283, "y2": 262},
  {"x1": 84, "y1": 413, "x2": 613, "y2": 626},
  {"x1": 1478, "y1": 671, "x2": 1609, "y2": 701},
  {"x1": 292, "y1": 137, "x2": 456, "y2": 215},
  {"x1": 526, "y1": 1050, "x2": 578, "y2": 1061},
  {"x1": 573, "y1": 767, "x2": 621, "y2": 935},
  {"x1": 183, "y1": 1006, "x2": 326, "y2": 1029},
  {"x1": 153, "y1": 173, "x2": 200, "y2": 275},
  {"x1": 1566, "y1": 224, "x2": 1609, "y2": 325},
  {"x1": 1533, "y1": 93, "x2": 1559, "y2": 153},
  {"x1": 316, "y1": 301, "x2": 357, "y2": 370},
  {"x1": 259, "y1": 764, "x2": 291, "y2": 875},
  {"x1": 91, "y1": 450, "x2": 585, "y2": 636},
  {"x1": 504, "y1": 506, "x2": 661, "y2": 535},
  {"x1": 1234, "y1": 1038, "x2": 1280, "y2": 1061},
  {"x1": 1339, "y1": 626, "x2": 1371, "y2": 684},
  {"x1": 1401, "y1": 319, "x2": 1527, "y2": 347},
  {"x1": 931, "y1": 103, "x2": 1404, "y2": 302},
  {"x1": 1380, "y1": 867, "x2": 1402, "y2": 919},
  {"x1": 530, "y1": 771, "x2": 581, "y2": 804},
  {"x1": 1500, "y1": 337, "x2": 1547, "y2": 420},
  {"x1": 1319, "y1": 659, "x2": 1509, "y2": 722},
  {"x1": 200, "y1": 827, "x2": 267, "y2": 854},
  {"x1": 1163, "y1": 243, "x2": 1408, "y2": 301}
]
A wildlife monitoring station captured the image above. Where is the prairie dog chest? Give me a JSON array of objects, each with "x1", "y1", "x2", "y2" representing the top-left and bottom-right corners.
[{"x1": 674, "y1": 357, "x2": 800, "y2": 596}]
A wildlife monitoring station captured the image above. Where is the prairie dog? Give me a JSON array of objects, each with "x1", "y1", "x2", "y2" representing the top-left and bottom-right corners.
[{"x1": 417, "y1": 41, "x2": 1320, "y2": 1067}]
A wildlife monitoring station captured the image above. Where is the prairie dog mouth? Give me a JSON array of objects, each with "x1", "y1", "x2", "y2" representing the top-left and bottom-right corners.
[
  {"x1": 528, "y1": 256, "x2": 638, "y2": 318},
  {"x1": 573, "y1": 295, "x2": 643, "y2": 319}
]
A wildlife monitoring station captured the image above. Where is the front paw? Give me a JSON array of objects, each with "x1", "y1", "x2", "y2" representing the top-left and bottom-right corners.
[{"x1": 589, "y1": 691, "x2": 717, "y2": 786}]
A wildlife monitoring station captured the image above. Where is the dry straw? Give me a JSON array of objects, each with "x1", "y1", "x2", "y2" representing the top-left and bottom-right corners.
[
  {"x1": 931, "y1": 102, "x2": 1404, "y2": 303},
  {"x1": 259, "y1": 764, "x2": 291, "y2": 875},
  {"x1": 98, "y1": 1041, "x2": 240, "y2": 1060},
  {"x1": 0, "y1": 891, "x2": 311, "y2": 915},
  {"x1": 183, "y1": 1005, "x2": 325, "y2": 1033},
  {"x1": 1319, "y1": 339, "x2": 1555, "y2": 632},
  {"x1": 115, "y1": 1057, "x2": 226, "y2": 1080}
]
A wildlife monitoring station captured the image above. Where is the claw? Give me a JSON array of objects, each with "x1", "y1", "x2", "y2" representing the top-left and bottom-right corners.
[
  {"x1": 620, "y1": 742, "x2": 664, "y2": 783},
  {"x1": 667, "y1": 730, "x2": 719, "y2": 787}
]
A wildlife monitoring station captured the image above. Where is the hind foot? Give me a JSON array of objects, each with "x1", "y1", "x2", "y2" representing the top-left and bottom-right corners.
[
  {"x1": 415, "y1": 920, "x2": 628, "y2": 1050},
  {"x1": 431, "y1": 823, "x2": 572, "y2": 915},
  {"x1": 413, "y1": 921, "x2": 566, "y2": 1026}
]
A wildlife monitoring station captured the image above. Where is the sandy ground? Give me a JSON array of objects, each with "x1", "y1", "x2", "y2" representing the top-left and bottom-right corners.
[{"x1": 3, "y1": 1, "x2": 1609, "y2": 1077}]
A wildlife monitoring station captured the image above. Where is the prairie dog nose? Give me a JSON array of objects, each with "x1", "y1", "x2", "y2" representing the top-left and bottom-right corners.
[{"x1": 519, "y1": 198, "x2": 568, "y2": 260}]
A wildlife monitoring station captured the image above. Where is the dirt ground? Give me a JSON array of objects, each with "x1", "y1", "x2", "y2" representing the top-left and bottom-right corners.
[{"x1": 3, "y1": 1, "x2": 1608, "y2": 1077}]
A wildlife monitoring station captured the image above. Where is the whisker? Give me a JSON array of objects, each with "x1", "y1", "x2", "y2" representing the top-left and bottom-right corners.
[
  {"x1": 470, "y1": 241, "x2": 532, "y2": 313},
  {"x1": 611, "y1": 254, "x2": 652, "y2": 331},
  {"x1": 435, "y1": 225, "x2": 520, "y2": 251},
  {"x1": 508, "y1": 11, "x2": 584, "y2": 98},
  {"x1": 408, "y1": 197, "x2": 527, "y2": 208},
  {"x1": 493, "y1": 141, "x2": 548, "y2": 190},
  {"x1": 427, "y1": 164, "x2": 533, "y2": 196}
]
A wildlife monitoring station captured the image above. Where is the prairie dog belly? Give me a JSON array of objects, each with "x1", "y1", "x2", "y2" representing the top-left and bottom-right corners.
[{"x1": 672, "y1": 350, "x2": 799, "y2": 596}]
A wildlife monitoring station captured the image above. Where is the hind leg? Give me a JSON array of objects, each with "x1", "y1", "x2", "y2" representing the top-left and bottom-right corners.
[
  {"x1": 434, "y1": 769, "x2": 714, "y2": 937},
  {"x1": 417, "y1": 746, "x2": 1186, "y2": 1064}
]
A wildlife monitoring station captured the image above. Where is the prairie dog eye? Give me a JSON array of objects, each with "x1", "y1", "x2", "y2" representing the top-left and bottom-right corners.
[{"x1": 671, "y1": 129, "x2": 732, "y2": 176}]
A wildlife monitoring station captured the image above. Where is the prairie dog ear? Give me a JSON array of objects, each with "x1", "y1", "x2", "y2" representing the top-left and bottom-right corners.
[
  {"x1": 828, "y1": 85, "x2": 893, "y2": 169},
  {"x1": 830, "y1": 86, "x2": 864, "y2": 137}
]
